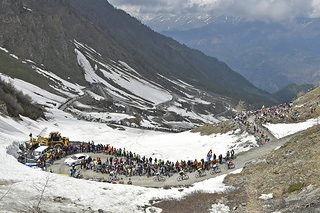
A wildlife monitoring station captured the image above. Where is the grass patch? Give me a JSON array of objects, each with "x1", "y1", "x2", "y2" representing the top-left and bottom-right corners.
[
  {"x1": 287, "y1": 182, "x2": 304, "y2": 193},
  {"x1": 0, "y1": 52, "x2": 51, "y2": 90},
  {"x1": 191, "y1": 120, "x2": 237, "y2": 135}
]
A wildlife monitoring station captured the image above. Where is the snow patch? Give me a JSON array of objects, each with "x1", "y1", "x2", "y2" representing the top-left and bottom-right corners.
[
  {"x1": 167, "y1": 105, "x2": 219, "y2": 123},
  {"x1": 0, "y1": 73, "x2": 65, "y2": 106},
  {"x1": 74, "y1": 39, "x2": 102, "y2": 57},
  {"x1": 146, "y1": 207, "x2": 162, "y2": 213},
  {"x1": 9, "y1": 54, "x2": 19, "y2": 60},
  {"x1": 23, "y1": 6, "x2": 32, "y2": 11},
  {"x1": 274, "y1": 146, "x2": 281, "y2": 150},
  {"x1": 209, "y1": 202, "x2": 230, "y2": 213},
  {"x1": 86, "y1": 91, "x2": 104, "y2": 101},
  {"x1": 25, "y1": 59, "x2": 36, "y2": 64},
  {"x1": 73, "y1": 101, "x2": 93, "y2": 109},
  {"x1": 100, "y1": 68, "x2": 172, "y2": 105},
  {"x1": 264, "y1": 117, "x2": 320, "y2": 139},
  {"x1": 0, "y1": 111, "x2": 237, "y2": 212},
  {"x1": 35, "y1": 66, "x2": 85, "y2": 96},
  {"x1": 75, "y1": 48, "x2": 99, "y2": 84},
  {"x1": 75, "y1": 46, "x2": 173, "y2": 107},
  {"x1": 118, "y1": 60, "x2": 142, "y2": 76},
  {"x1": 0, "y1": 47, "x2": 9, "y2": 53},
  {"x1": 259, "y1": 193, "x2": 273, "y2": 200},
  {"x1": 72, "y1": 109, "x2": 135, "y2": 123},
  {"x1": 194, "y1": 98, "x2": 211, "y2": 105},
  {"x1": 75, "y1": 48, "x2": 146, "y2": 105}
]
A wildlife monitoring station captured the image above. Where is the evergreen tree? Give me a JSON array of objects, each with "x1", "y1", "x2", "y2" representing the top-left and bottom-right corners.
[{"x1": 236, "y1": 100, "x2": 246, "y2": 112}]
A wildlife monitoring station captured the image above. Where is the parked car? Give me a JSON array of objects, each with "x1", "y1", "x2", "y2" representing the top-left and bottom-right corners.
[
  {"x1": 25, "y1": 158, "x2": 38, "y2": 168},
  {"x1": 33, "y1": 146, "x2": 50, "y2": 160},
  {"x1": 64, "y1": 153, "x2": 89, "y2": 166}
]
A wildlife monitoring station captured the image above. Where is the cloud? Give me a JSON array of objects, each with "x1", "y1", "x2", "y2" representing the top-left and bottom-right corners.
[
  {"x1": 212, "y1": 0, "x2": 312, "y2": 22},
  {"x1": 311, "y1": 0, "x2": 320, "y2": 17},
  {"x1": 108, "y1": 0, "x2": 320, "y2": 22}
]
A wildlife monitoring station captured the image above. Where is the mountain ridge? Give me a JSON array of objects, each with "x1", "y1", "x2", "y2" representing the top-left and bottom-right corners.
[
  {"x1": 0, "y1": 0, "x2": 279, "y2": 130},
  {"x1": 146, "y1": 15, "x2": 320, "y2": 92},
  {"x1": 0, "y1": 0, "x2": 276, "y2": 105}
]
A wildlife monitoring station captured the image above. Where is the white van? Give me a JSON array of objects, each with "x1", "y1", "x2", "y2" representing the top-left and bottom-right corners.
[{"x1": 33, "y1": 146, "x2": 49, "y2": 159}]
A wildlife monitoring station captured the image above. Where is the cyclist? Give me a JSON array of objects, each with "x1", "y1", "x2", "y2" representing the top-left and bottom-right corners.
[
  {"x1": 197, "y1": 166, "x2": 203, "y2": 176},
  {"x1": 212, "y1": 163, "x2": 218, "y2": 170},
  {"x1": 211, "y1": 163, "x2": 221, "y2": 173},
  {"x1": 227, "y1": 160, "x2": 234, "y2": 169},
  {"x1": 127, "y1": 178, "x2": 132, "y2": 185}
]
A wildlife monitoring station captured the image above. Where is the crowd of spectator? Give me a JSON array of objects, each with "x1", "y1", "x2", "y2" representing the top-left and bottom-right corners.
[{"x1": 75, "y1": 142, "x2": 236, "y2": 182}]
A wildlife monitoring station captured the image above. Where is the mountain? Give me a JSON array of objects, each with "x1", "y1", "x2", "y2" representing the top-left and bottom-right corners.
[
  {"x1": 144, "y1": 15, "x2": 320, "y2": 92},
  {"x1": 1, "y1": 65, "x2": 320, "y2": 212},
  {"x1": 0, "y1": 0, "x2": 276, "y2": 130},
  {"x1": 273, "y1": 83, "x2": 314, "y2": 103}
]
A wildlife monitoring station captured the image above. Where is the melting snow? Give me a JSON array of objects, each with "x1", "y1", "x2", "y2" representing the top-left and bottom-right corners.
[
  {"x1": 264, "y1": 117, "x2": 320, "y2": 139},
  {"x1": 259, "y1": 193, "x2": 273, "y2": 200},
  {"x1": 167, "y1": 105, "x2": 219, "y2": 123},
  {"x1": 86, "y1": 91, "x2": 104, "y2": 101},
  {"x1": 35, "y1": 66, "x2": 85, "y2": 96},
  {"x1": 74, "y1": 39, "x2": 102, "y2": 57},
  {"x1": 0, "y1": 109, "x2": 244, "y2": 212},
  {"x1": 75, "y1": 46, "x2": 172, "y2": 106},
  {"x1": 9, "y1": 54, "x2": 19, "y2": 60},
  {"x1": 75, "y1": 49, "x2": 100, "y2": 84},
  {"x1": 0, "y1": 47, "x2": 9, "y2": 53},
  {"x1": 73, "y1": 109, "x2": 135, "y2": 123},
  {"x1": 25, "y1": 59, "x2": 36, "y2": 64},
  {"x1": 0, "y1": 73, "x2": 65, "y2": 106},
  {"x1": 23, "y1": 6, "x2": 32, "y2": 11},
  {"x1": 100, "y1": 68, "x2": 171, "y2": 105},
  {"x1": 209, "y1": 202, "x2": 230, "y2": 213}
]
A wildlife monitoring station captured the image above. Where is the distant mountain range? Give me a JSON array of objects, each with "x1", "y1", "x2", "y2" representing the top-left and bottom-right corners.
[
  {"x1": 0, "y1": 0, "x2": 279, "y2": 130},
  {"x1": 273, "y1": 83, "x2": 314, "y2": 103},
  {"x1": 144, "y1": 15, "x2": 320, "y2": 92}
]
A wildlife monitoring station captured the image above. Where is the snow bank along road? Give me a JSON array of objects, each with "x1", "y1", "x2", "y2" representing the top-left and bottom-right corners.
[{"x1": 49, "y1": 134, "x2": 292, "y2": 188}]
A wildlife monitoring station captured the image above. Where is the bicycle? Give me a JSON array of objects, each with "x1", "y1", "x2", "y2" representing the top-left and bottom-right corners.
[
  {"x1": 177, "y1": 172, "x2": 189, "y2": 181},
  {"x1": 153, "y1": 175, "x2": 166, "y2": 182},
  {"x1": 210, "y1": 165, "x2": 221, "y2": 175},
  {"x1": 227, "y1": 160, "x2": 235, "y2": 169},
  {"x1": 195, "y1": 170, "x2": 206, "y2": 178}
]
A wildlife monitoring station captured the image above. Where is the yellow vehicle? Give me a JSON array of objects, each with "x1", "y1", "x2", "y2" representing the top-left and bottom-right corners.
[{"x1": 29, "y1": 131, "x2": 69, "y2": 149}]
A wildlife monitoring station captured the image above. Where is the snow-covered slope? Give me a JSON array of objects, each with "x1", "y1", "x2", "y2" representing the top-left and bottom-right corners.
[
  {"x1": 0, "y1": 73, "x2": 66, "y2": 107},
  {"x1": 0, "y1": 104, "x2": 251, "y2": 212},
  {"x1": 1, "y1": 96, "x2": 319, "y2": 212},
  {"x1": 74, "y1": 40, "x2": 172, "y2": 106},
  {"x1": 264, "y1": 117, "x2": 320, "y2": 139},
  {"x1": 1, "y1": 56, "x2": 319, "y2": 212},
  {"x1": 1, "y1": 42, "x2": 232, "y2": 131}
]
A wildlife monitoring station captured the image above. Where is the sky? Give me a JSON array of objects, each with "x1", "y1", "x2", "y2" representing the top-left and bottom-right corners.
[{"x1": 108, "y1": 0, "x2": 320, "y2": 22}]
